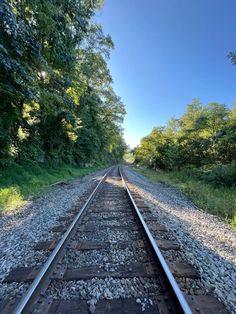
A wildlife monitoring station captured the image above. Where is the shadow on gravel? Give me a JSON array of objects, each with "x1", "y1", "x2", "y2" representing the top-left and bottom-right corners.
[{"x1": 125, "y1": 167, "x2": 236, "y2": 311}]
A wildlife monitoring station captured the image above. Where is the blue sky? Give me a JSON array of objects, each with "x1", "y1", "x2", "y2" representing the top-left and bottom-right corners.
[{"x1": 96, "y1": 0, "x2": 236, "y2": 148}]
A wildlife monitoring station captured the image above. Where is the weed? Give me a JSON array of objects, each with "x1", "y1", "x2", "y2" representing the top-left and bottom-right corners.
[
  {"x1": 0, "y1": 162, "x2": 107, "y2": 215},
  {"x1": 135, "y1": 167, "x2": 236, "y2": 229}
]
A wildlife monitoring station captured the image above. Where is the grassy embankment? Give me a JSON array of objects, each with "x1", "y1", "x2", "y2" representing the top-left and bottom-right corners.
[
  {"x1": 134, "y1": 166, "x2": 236, "y2": 229},
  {"x1": 0, "y1": 162, "x2": 108, "y2": 215}
]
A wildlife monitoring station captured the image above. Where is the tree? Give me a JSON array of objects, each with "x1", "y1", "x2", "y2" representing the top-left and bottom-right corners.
[
  {"x1": 134, "y1": 101, "x2": 235, "y2": 170},
  {"x1": 0, "y1": 0, "x2": 126, "y2": 167}
]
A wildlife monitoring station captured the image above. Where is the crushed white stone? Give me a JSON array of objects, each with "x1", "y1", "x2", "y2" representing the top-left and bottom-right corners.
[
  {"x1": 0, "y1": 168, "x2": 107, "y2": 283},
  {"x1": 47, "y1": 277, "x2": 162, "y2": 300},
  {"x1": 124, "y1": 166, "x2": 236, "y2": 313}
]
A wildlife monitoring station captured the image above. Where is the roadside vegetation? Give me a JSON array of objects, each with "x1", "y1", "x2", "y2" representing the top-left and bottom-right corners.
[
  {"x1": 0, "y1": 1, "x2": 126, "y2": 168},
  {"x1": 0, "y1": 1, "x2": 126, "y2": 214},
  {"x1": 123, "y1": 151, "x2": 135, "y2": 164},
  {"x1": 133, "y1": 101, "x2": 236, "y2": 228},
  {"x1": 0, "y1": 162, "x2": 108, "y2": 215},
  {"x1": 135, "y1": 166, "x2": 236, "y2": 228}
]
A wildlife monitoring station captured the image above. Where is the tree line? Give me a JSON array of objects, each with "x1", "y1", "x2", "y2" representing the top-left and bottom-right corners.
[
  {"x1": 0, "y1": 0, "x2": 126, "y2": 167},
  {"x1": 134, "y1": 100, "x2": 236, "y2": 172}
]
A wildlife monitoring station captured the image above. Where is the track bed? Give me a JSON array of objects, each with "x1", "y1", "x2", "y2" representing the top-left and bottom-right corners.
[{"x1": 0, "y1": 167, "x2": 228, "y2": 313}]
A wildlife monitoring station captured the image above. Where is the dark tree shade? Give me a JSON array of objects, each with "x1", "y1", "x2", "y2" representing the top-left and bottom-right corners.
[{"x1": 0, "y1": 0, "x2": 126, "y2": 167}]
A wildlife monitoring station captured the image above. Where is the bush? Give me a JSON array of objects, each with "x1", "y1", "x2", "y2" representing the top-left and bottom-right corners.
[
  {"x1": 180, "y1": 163, "x2": 236, "y2": 187},
  {"x1": 201, "y1": 163, "x2": 236, "y2": 187}
]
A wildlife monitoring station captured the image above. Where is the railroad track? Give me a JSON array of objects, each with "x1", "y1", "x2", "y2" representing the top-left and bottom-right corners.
[{"x1": 0, "y1": 166, "x2": 227, "y2": 313}]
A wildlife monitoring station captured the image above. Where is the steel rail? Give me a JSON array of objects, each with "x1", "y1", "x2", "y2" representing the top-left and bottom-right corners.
[
  {"x1": 13, "y1": 167, "x2": 113, "y2": 314},
  {"x1": 119, "y1": 166, "x2": 192, "y2": 314}
]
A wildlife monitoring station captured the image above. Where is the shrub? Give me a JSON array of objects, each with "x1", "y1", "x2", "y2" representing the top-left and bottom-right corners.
[{"x1": 205, "y1": 163, "x2": 236, "y2": 187}]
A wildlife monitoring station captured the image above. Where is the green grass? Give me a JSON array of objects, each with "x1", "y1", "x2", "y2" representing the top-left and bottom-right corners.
[
  {"x1": 134, "y1": 166, "x2": 236, "y2": 229},
  {"x1": 0, "y1": 161, "x2": 108, "y2": 215}
]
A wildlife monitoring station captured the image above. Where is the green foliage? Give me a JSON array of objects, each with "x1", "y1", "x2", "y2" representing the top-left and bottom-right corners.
[
  {"x1": 194, "y1": 164, "x2": 236, "y2": 187},
  {"x1": 134, "y1": 100, "x2": 236, "y2": 226},
  {"x1": 123, "y1": 152, "x2": 135, "y2": 164},
  {"x1": 134, "y1": 101, "x2": 236, "y2": 171},
  {"x1": 136, "y1": 167, "x2": 236, "y2": 228},
  {"x1": 0, "y1": 161, "x2": 107, "y2": 214},
  {"x1": 0, "y1": 0, "x2": 126, "y2": 168}
]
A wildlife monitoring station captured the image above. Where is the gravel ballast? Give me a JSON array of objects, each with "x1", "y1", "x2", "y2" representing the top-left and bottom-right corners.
[
  {"x1": 1, "y1": 165, "x2": 235, "y2": 312},
  {"x1": 124, "y1": 166, "x2": 236, "y2": 313},
  {"x1": 0, "y1": 168, "x2": 107, "y2": 285},
  {"x1": 47, "y1": 277, "x2": 162, "y2": 300}
]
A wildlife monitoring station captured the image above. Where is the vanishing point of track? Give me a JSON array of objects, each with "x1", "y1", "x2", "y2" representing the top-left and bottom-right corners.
[{"x1": 1, "y1": 166, "x2": 227, "y2": 314}]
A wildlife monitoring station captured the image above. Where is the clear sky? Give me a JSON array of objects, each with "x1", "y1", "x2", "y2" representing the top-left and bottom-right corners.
[{"x1": 96, "y1": 0, "x2": 236, "y2": 148}]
